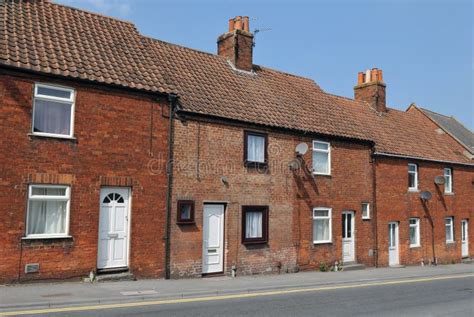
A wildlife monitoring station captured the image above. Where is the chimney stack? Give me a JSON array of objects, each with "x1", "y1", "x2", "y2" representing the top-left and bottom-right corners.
[
  {"x1": 354, "y1": 68, "x2": 386, "y2": 112},
  {"x1": 217, "y1": 16, "x2": 253, "y2": 72}
]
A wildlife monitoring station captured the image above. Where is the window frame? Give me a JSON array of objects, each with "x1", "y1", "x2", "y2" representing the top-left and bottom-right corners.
[
  {"x1": 444, "y1": 168, "x2": 453, "y2": 194},
  {"x1": 243, "y1": 131, "x2": 268, "y2": 168},
  {"x1": 241, "y1": 205, "x2": 269, "y2": 245},
  {"x1": 25, "y1": 184, "x2": 71, "y2": 239},
  {"x1": 361, "y1": 202, "x2": 370, "y2": 220},
  {"x1": 312, "y1": 207, "x2": 332, "y2": 244},
  {"x1": 32, "y1": 83, "x2": 76, "y2": 139},
  {"x1": 409, "y1": 218, "x2": 420, "y2": 248},
  {"x1": 408, "y1": 163, "x2": 418, "y2": 191},
  {"x1": 176, "y1": 200, "x2": 195, "y2": 224},
  {"x1": 312, "y1": 140, "x2": 331, "y2": 175},
  {"x1": 445, "y1": 216, "x2": 455, "y2": 243}
]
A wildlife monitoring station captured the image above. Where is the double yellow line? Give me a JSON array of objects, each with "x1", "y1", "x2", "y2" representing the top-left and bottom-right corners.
[{"x1": 1, "y1": 273, "x2": 473, "y2": 316}]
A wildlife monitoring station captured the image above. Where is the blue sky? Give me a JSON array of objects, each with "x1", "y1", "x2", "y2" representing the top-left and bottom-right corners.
[{"x1": 57, "y1": 0, "x2": 473, "y2": 129}]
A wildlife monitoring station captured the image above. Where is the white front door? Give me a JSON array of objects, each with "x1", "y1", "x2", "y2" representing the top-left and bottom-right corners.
[
  {"x1": 202, "y1": 204, "x2": 225, "y2": 274},
  {"x1": 461, "y1": 220, "x2": 469, "y2": 258},
  {"x1": 342, "y1": 211, "x2": 355, "y2": 263},
  {"x1": 388, "y1": 222, "x2": 399, "y2": 266},
  {"x1": 97, "y1": 188, "x2": 130, "y2": 269}
]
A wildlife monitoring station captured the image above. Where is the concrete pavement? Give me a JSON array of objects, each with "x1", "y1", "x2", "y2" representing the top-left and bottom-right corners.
[
  {"x1": 1, "y1": 263, "x2": 473, "y2": 313},
  {"x1": 13, "y1": 275, "x2": 472, "y2": 317}
]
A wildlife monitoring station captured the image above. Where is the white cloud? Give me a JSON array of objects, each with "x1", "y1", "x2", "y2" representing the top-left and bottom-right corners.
[{"x1": 57, "y1": 0, "x2": 132, "y2": 17}]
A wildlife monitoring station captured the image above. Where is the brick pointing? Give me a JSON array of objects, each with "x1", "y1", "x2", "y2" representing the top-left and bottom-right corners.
[{"x1": 0, "y1": 71, "x2": 169, "y2": 283}]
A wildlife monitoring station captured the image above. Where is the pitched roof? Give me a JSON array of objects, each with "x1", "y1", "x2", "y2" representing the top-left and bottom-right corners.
[
  {"x1": 1, "y1": 0, "x2": 472, "y2": 165},
  {"x1": 420, "y1": 108, "x2": 474, "y2": 154},
  {"x1": 0, "y1": 0, "x2": 169, "y2": 93}
]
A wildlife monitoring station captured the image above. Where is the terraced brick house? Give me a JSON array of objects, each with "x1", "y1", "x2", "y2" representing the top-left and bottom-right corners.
[{"x1": 0, "y1": 1, "x2": 472, "y2": 283}]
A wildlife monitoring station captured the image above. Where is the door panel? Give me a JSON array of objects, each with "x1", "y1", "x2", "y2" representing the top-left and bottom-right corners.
[
  {"x1": 462, "y1": 220, "x2": 469, "y2": 258},
  {"x1": 97, "y1": 188, "x2": 130, "y2": 269},
  {"x1": 202, "y1": 204, "x2": 225, "y2": 274},
  {"x1": 389, "y1": 222, "x2": 399, "y2": 266},
  {"x1": 342, "y1": 212, "x2": 355, "y2": 262}
]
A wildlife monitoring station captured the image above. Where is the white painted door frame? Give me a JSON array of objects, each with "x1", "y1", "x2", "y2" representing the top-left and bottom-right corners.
[
  {"x1": 388, "y1": 222, "x2": 399, "y2": 266},
  {"x1": 202, "y1": 204, "x2": 225, "y2": 274},
  {"x1": 342, "y1": 211, "x2": 355, "y2": 263},
  {"x1": 97, "y1": 187, "x2": 131, "y2": 270},
  {"x1": 461, "y1": 220, "x2": 469, "y2": 258}
]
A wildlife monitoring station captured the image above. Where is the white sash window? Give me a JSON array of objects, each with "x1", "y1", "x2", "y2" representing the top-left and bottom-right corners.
[{"x1": 26, "y1": 185, "x2": 71, "y2": 238}]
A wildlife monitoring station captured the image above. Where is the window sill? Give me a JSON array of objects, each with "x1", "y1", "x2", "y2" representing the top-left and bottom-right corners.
[
  {"x1": 410, "y1": 245, "x2": 421, "y2": 249},
  {"x1": 362, "y1": 217, "x2": 371, "y2": 220},
  {"x1": 28, "y1": 133, "x2": 77, "y2": 142},
  {"x1": 444, "y1": 192, "x2": 455, "y2": 196},
  {"x1": 313, "y1": 241, "x2": 332, "y2": 245},
  {"x1": 244, "y1": 161, "x2": 268, "y2": 168},
  {"x1": 22, "y1": 235, "x2": 72, "y2": 240},
  {"x1": 242, "y1": 240, "x2": 268, "y2": 245},
  {"x1": 408, "y1": 189, "x2": 419, "y2": 193},
  {"x1": 446, "y1": 241, "x2": 456, "y2": 245},
  {"x1": 176, "y1": 221, "x2": 195, "y2": 225},
  {"x1": 313, "y1": 173, "x2": 332, "y2": 177}
]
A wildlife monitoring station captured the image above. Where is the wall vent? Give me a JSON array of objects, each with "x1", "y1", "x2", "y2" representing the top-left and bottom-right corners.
[{"x1": 25, "y1": 263, "x2": 40, "y2": 274}]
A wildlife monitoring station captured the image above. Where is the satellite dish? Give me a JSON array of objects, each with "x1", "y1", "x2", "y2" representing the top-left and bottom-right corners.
[
  {"x1": 420, "y1": 191, "x2": 432, "y2": 201},
  {"x1": 295, "y1": 143, "x2": 308, "y2": 156},
  {"x1": 434, "y1": 176, "x2": 445, "y2": 185}
]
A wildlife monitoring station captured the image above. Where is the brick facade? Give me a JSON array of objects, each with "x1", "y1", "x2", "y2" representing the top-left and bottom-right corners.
[
  {"x1": 375, "y1": 156, "x2": 473, "y2": 266},
  {"x1": 0, "y1": 70, "x2": 169, "y2": 283},
  {"x1": 169, "y1": 117, "x2": 376, "y2": 278}
]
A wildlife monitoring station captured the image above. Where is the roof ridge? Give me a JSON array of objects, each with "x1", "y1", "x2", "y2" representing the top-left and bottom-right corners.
[{"x1": 143, "y1": 36, "x2": 222, "y2": 59}]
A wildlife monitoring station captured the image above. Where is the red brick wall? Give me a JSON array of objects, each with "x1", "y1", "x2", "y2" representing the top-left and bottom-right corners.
[
  {"x1": 295, "y1": 140, "x2": 375, "y2": 270},
  {"x1": 169, "y1": 118, "x2": 375, "y2": 277},
  {"x1": 375, "y1": 157, "x2": 474, "y2": 266},
  {"x1": 0, "y1": 70, "x2": 169, "y2": 283}
]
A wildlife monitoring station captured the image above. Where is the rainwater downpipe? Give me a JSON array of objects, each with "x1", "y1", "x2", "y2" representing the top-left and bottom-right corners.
[{"x1": 165, "y1": 93, "x2": 178, "y2": 280}]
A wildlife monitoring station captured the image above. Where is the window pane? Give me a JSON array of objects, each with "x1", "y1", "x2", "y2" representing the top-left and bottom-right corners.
[
  {"x1": 34, "y1": 99, "x2": 72, "y2": 135},
  {"x1": 362, "y1": 204, "x2": 369, "y2": 218},
  {"x1": 32, "y1": 187, "x2": 66, "y2": 196},
  {"x1": 247, "y1": 135, "x2": 265, "y2": 163},
  {"x1": 313, "y1": 142, "x2": 329, "y2": 151},
  {"x1": 314, "y1": 209, "x2": 329, "y2": 217},
  {"x1": 408, "y1": 173, "x2": 416, "y2": 188},
  {"x1": 180, "y1": 204, "x2": 191, "y2": 220},
  {"x1": 27, "y1": 200, "x2": 67, "y2": 235},
  {"x1": 408, "y1": 164, "x2": 416, "y2": 172},
  {"x1": 410, "y1": 226, "x2": 416, "y2": 245},
  {"x1": 313, "y1": 151, "x2": 329, "y2": 174},
  {"x1": 246, "y1": 211, "x2": 263, "y2": 238},
  {"x1": 313, "y1": 218, "x2": 329, "y2": 241},
  {"x1": 37, "y1": 86, "x2": 72, "y2": 99}
]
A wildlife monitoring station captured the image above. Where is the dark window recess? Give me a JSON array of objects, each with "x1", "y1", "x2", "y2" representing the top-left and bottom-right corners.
[
  {"x1": 242, "y1": 206, "x2": 269, "y2": 244},
  {"x1": 244, "y1": 131, "x2": 268, "y2": 168},
  {"x1": 177, "y1": 200, "x2": 195, "y2": 224}
]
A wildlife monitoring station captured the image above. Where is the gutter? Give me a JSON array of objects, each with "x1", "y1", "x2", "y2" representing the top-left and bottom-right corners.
[
  {"x1": 165, "y1": 93, "x2": 178, "y2": 280},
  {"x1": 373, "y1": 152, "x2": 474, "y2": 167}
]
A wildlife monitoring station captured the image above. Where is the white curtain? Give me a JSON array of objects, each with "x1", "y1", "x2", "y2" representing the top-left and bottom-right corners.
[
  {"x1": 313, "y1": 151, "x2": 329, "y2": 174},
  {"x1": 246, "y1": 211, "x2": 262, "y2": 238},
  {"x1": 34, "y1": 99, "x2": 71, "y2": 135},
  {"x1": 313, "y1": 219, "x2": 329, "y2": 241},
  {"x1": 247, "y1": 135, "x2": 265, "y2": 163},
  {"x1": 28, "y1": 200, "x2": 67, "y2": 235}
]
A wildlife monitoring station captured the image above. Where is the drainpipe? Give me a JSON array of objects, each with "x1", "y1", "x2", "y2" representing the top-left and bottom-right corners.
[
  {"x1": 371, "y1": 148, "x2": 379, "y2": 267},
  {"x1": 165, "y1": 93, "x2": 178, "y2": 280}
]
